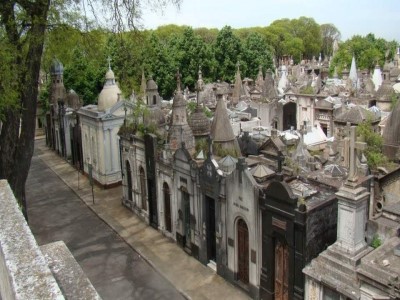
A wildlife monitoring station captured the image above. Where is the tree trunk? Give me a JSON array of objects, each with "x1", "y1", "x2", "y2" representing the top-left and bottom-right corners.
[{"x1": 0, "y1": 0, "x2": 49, "y2": 219}]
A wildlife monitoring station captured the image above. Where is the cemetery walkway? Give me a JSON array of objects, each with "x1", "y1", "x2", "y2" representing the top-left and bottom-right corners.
[{"x1": 27, "y1": 138, "x2": 250, "y2": 300}]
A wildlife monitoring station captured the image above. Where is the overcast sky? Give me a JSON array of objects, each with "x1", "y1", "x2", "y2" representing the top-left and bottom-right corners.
[{"x1": 141, "y1": 0, "x2": 399, "y2": 42}]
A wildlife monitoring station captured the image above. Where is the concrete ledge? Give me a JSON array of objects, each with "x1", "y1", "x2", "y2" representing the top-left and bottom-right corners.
[
  {"x1": 41, "y1": 241, "x2": 101, "y2": 300},
  {"x1": 0, "y1": 180, "x2": 64, "y2": 300}
]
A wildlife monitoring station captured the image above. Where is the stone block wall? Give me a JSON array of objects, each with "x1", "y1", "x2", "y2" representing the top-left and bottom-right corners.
[{"x1": 0, "y1": 180, "x2": 100, "y2": 300}]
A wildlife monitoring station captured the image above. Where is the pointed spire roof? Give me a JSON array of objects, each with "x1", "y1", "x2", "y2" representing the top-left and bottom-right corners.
[
  {"x1": 262, "y1": 69, "x2": 278, "y2": 100},
  {"x1": 232, "y1": 62, "x2": 244, "y2": 105},
  {"x1": 210, "y1": 98, "x2": 235, "y2": 143},
  {"x1": 256, "y1": 65, "x2": 264, "y2": 88},
  {"x1": 372, "y1": 64, "x2": 383, "y2": 91},
  {"x1": 349, "y1": 55, "x2": 358, "y2": 86}
]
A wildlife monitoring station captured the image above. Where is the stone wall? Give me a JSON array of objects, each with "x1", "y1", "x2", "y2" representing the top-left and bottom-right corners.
[
  {"x1": 0, "y1": 180, "x2": 100, "y2": 300},
  {"x1": 0, "y1": 180, "x2": 64, "y2": 300}
]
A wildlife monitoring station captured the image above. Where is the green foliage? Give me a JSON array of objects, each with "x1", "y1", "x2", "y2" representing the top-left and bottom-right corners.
[
  {"x1": 300, "y1": 85, "x2": 314, "y2": 95},
  {"x1": 0, "y1": 37, "x2": 19, "y2": 121},
  {"x1": 357, "y1": 119, "x2": 388, "y2": 169},
  {"x1": 213, "y1": 26, "x2": 243, "y2": 81},
  {"x1": 320, "y1": 23, "x2": 341, "y2": 57},
  {"x1": 242, "y1": 32, "x2": 274, "y2": 79},
  {"x1": 63, "y1": 47, "x2": 105, "y2": 105},
  {"x1": 371, "y1": 235, "x2": 382, "y2": 249},
  {"x1": 187, "y1": 101, "x2": 197, "y2": 114},
  {"x1": 213, "y1": 143, "x2": 240, "y2": 158},
  {"x1": 390, "y1": 92, "x2": 399, "y2": 111},
  {"x1": 195, "y1": 138, "x2": 208, "y2": 155},
  {"x1": 331, "y1": 34, "x2": 398, "y2": 73}
]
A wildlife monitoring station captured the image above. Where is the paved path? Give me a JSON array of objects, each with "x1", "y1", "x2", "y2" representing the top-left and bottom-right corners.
[
  {"x1": 28, "y1": 138, "x2": 251, "y2": 300},
  {"x1": 27, "y1": 145, "x2": 185, "y2": 300}
]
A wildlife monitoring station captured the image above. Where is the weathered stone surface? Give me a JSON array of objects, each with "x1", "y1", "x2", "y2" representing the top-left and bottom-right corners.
[
  {"x1": 0, "y1": 180, "x2": 64, "y2": 300},
  {"x1": 40, "y1": 241, "x2": 101, "y2": 300}
]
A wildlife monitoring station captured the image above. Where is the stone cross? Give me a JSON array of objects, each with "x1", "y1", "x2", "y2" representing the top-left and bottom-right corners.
[
  {"x1": 107, "y1": 56, "x2": 112, "y2": 70},
  {"x1": 348, "y1": 126, "x2": 367, "y2": 182}
]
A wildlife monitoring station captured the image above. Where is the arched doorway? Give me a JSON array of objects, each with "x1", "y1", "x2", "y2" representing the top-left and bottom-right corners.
[
  {"x1": 274, "y1": 239, "x2": 289, "y2": 300},
  {"x1": 163, "y1": 182, "x2": 172, "y2": 232},
  {"x1": 139, "y1": 167, "x2": 147, "y2": 210},
  {"x1": 237, "y1": 219, "x2": 249, "y2": 284},
  {"x1": 126, "y1": 161, "x2": 133, "y2": 201},
  {"x1": 283, "y1": 102, "x2": 296, "y2": 131}
]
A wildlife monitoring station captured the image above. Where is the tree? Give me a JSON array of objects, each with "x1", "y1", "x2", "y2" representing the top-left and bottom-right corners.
[
  {"x1": 213, "y1": 26, "x2": 243, "y2": 81},
  {"x1": 0, "y1": 0, "x2": 181, "y2": 218},
  {"x1": 331, "y1": 34, "x2": 398, "y2": 74},
  {"x1": 169, "y1": 27, "x2": 214, "y2": 90},
  {"x1": 320, "y1": 23, "x2": 341, "y2": 58},
  {"x1": 63, "y1": 47, "x2": 105, "y2": 105},
  {"x1": 242, "y1": 32, "x2": 273, "y2": 79},
  {"x1": 290, "y1": 17, "x2": 322, "y2": 59},
  {"x1": 357, "y1": 118, "x2": 387, "y2": 170}
]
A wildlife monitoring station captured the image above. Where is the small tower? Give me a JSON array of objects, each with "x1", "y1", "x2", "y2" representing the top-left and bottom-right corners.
[
  {"x1": 189, "y1": 68, "x2": 210, "y2": 140},
  {"x1": 232, "y1": 62, "x2": 244, "y2": 106},
  {"x1": 168, "y1": 71, "x2": 195, "y2": 153},
  {"x1": 50, "y1": 57, "x2": 66, "y2": 105},
  {"x1": 146, "y1": 76, "x2": 160, "y2": 107}
]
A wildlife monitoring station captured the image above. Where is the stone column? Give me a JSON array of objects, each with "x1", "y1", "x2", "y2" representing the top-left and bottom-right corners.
[{"x1": 335, "y1": 183, "x2": 369, "y2": 254}]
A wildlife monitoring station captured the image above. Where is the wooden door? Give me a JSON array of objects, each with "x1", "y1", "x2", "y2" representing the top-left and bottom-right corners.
[
  {"x1": 237, "y1": 219, "x2": 249, "y2": 284},
  {"x1": 274, "y1": 240, "x2": 289, "y2": 300},
  {"x1": 163, "y1": 183, "x2": 172, "y2": 232}
]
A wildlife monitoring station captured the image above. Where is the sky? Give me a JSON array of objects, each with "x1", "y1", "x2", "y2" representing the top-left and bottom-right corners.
[{"x1": 141, "y1": 0, "x2": 400, "y2": 42}]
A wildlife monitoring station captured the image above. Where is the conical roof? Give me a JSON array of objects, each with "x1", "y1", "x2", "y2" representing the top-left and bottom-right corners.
[
  {"x1": 383, "y1": 99, "x2": 400, "y2": 159},
  {"x1": 232, "y1": 64, "x2": 245, "y2": 105},
  {"x1": 210, "y1": 98, "x2": 235, "y2": 142},
  {"x1": 372, "y1": 65, "x2": 383, "y2": 91},
  {"x1": 189, "y1": 106, "x2": 210, "y2": 137},
  {"x1": 349, "y1": 56, "x2": 358, "y2": 85},
  {"x1": 262, "y1": 69, "x2": 278, "y2": 100},
  {"x1": 376, "y1": 80, "x2": 394, "y2": 102}
]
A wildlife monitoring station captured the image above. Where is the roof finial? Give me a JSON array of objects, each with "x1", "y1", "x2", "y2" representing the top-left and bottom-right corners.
[
  {"x1": 107, "y1": 56, "x2": 112, "y2": 70},
  {"x1": 176, "y1": 69, "x2": 181, "y2": 92}
]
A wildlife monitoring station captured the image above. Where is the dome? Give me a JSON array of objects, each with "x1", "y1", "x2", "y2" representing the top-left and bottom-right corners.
[
  {"x1": 50, "y1": 58, "x2": 64, "y2": 75},
  {"x1": 144, "y1": 106, "x2": 166, "y2": 127},
  {"x1": 105, "y1": 69, "x2": 115, "y2": 80},
  {"x1": 98, "y1": 68, "x2": 121, "y2": 111},
  {"x1": 146, "y1": 77, "x2": 158, "y2": 90},
  {"x1": 66, "y1": 89, "x2": 82, "y2": 110},
  {"x1": 189, "y1": 106, "x2": 210, "y2": 137},
  {"x1": 376, "y1": 80, "x2": 394, "y2": 102}
]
